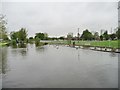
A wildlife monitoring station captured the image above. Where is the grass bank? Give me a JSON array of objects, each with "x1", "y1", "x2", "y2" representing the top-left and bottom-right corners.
[
  {"x1": 0, "y1": 42, "x2": 8, "y2": 46},
  {"x1": 48, "y1": 40, "x2": 120, "y2": 49}
]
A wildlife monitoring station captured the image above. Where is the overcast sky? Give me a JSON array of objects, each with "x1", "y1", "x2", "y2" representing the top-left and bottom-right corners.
[{"x1": 2, "y1": 1, "x2": 118, "y2": 37}]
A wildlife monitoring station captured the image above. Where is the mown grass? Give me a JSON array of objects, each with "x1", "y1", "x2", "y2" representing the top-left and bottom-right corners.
[
  {"x1": 0, "y1": 42, "x2": 8, "y2": 46},
  {"x1": 75, "y1": 40, "x2": 120, "y2": 48},
  {"x1": 1, "y1": 40, "x2": 120, "y2": 49},
  {"x1": 47, "y1": 40, "x2": 120, "y2": 49}
]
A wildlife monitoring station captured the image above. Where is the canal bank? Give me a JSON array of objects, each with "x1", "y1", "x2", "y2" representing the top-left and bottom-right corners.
[
  {"x1": 47, "y1": 40, "x2": 120, "y2": 53},
  {"x1": 70, "y1": 45, "x2": 120, "y2": 53},
  {"x1": 0, "y1": 42, "x2": 9, "y2": 46},
  {"x1": 49, "y1": 44, "x2": 120, "y2": 53},
  {"x1": 1, "y1": 40, "x2": 119, "y2": 53}
]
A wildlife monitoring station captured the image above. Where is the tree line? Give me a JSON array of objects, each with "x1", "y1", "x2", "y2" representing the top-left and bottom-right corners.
[
  {"x1": 0, "y1": 15, "x2": 9, "y2": 41},
  {"x1": 79, "y1": 29, "x2": 120, "y2": 41},
  {"x1": 0, "y1": 15, "x2": 120, "y2": 43}
]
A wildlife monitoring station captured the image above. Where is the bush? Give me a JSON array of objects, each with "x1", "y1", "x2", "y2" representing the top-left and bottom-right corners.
[
  {"x1": 11, "y1": 40, "x2": 17, "y2": 45},
  {"x1": 35, "y1": 37, "x2": 40, "y2": 47}
]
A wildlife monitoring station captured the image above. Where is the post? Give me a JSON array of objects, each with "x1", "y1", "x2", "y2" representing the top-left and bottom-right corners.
[{"x1": 77, "y1": 28, "x2": 80, "y2": 43}]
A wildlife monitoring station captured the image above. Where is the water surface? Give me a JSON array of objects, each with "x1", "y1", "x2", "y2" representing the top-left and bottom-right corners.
[{"x1": 1, "y1": 44, "x2": 118, "y2": 88}]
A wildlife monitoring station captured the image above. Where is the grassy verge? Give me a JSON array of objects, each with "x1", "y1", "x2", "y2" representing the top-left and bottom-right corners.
[
  {"x1": 1, "y1": 40, "x2": 119, "y2": 49},
  {"x1": 75, "y1": 40, "x2": 120, "y2": 48},
  {"x1": 47, "y1": 40, "x2": 120, "y2": 49},
  {"x1": 0, "y1": 42, "x2": 8, "y2": 46}
]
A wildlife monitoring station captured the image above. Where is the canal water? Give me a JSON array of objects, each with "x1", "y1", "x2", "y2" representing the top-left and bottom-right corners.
[{"x1": 1, "y1": 44, "x2": 118, "y2": 88}]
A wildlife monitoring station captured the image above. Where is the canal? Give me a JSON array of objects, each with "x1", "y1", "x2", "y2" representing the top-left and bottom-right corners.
[{"x1": 0, "y1": 44, "x2": 118, "y2": 88}]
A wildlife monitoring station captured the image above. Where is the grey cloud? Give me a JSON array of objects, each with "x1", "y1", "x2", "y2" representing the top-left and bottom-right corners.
[{"x1": 2, "y1": 2, "x2": 118, "y2": 37}]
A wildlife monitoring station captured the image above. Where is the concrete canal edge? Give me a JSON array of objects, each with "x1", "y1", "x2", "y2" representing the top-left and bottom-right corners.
[
  {"x1": 48, "y1": 40, "x2": 120, "y2": 53},
  {"x1": 63, "y1": 44, "x2": 120, "y2": 53},
  {"x1": 73, "y1": 45, "x2": 120, "y2": 53}
]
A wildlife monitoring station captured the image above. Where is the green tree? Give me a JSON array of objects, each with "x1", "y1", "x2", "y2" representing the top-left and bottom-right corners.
[
  {"x1": 67, "y1": 33, "x2": 73, "y2": 40},
  {"x1": 109, "y1": 33, "x2": 116, "y2": 40},
  {"x1": 116, "y1": 28, "x2": 120, "y2": 39},
  {"x1": 35, "y1": 37, "x2": 40, "y2": 46},
  {"x1": 103, "y1": 31, "x2": 109, "y2": 40},
  {"x1": 0, "y1": 14, "x2": 8, "y2": 40},
  {"x1": 35, "y1": 33, "x2": 45, "y2": 40},
  {"x1": 81, "y1": 29, "x2": 93, "y2": 40},
  {"x1": 10, "y1": 31, "x2": 18, "y2": 40},
  {"x1": 18, "y1": 28, "x2": 27, "y2": 42},
  {"x1": 59, "y1": 36, "x2": 65, "y2": 40},
  {"x1": 29, "y1": 37, "x2": 33, "y2": 40},
  {"x1": 67, "y1": 33, "x2": 73, "y2": 45},
  {"x1": 10, "y1": 28, "x2": 28, "y2": 44},
  {"x1": 44, "y1": 33, "x2": 48, "y2": 40},
  {"x1": 100, "y1": 35, "x2": 103, "y2": 41},
  {"x1": 94, "y1": 32, "x2": 99, "y2": 40},
  {"x1": 28, "y1": 37, "x2": 34, "y2": 44}
]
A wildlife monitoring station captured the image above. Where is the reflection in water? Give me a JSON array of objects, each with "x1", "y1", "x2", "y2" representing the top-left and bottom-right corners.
[
  {"x1": 35, "y1": 46, "x2": 45, "y2": 53},
  {"x1": 11, "y1": 44, "x2": 17, "y2": 48},
  {"x1": 109, "y1": 52, "x2": 117, "y2": 57},
  {"x1": 77, "y1": 49, "x2": 80, "y2": 61},
  {"x1": 0, "y1": 47, "x2": 8, "y2": 74},
  {"x1": 2, "y1": 45, "x2": 118, "y2": 88},
  {"x1": 11, "y1": 43, "x2": 27, "y2": 48},
  {"x1": 19, "y1": 48, "x2": 28, "y2": 56},
  {"x1": 10, "y1": 47, "x2": 28, "y2": 57},
  {"x1": 10, "y1": 49, "x2": 17, "y2": 55},
  {"x1": 18, "y1": 44, "x2": 27, "y2": 48}
]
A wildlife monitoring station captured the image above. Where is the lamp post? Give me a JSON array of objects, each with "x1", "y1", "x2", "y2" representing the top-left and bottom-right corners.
[{"x1": 77, "y1": 28, "x2": 80, "y2": 43}]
